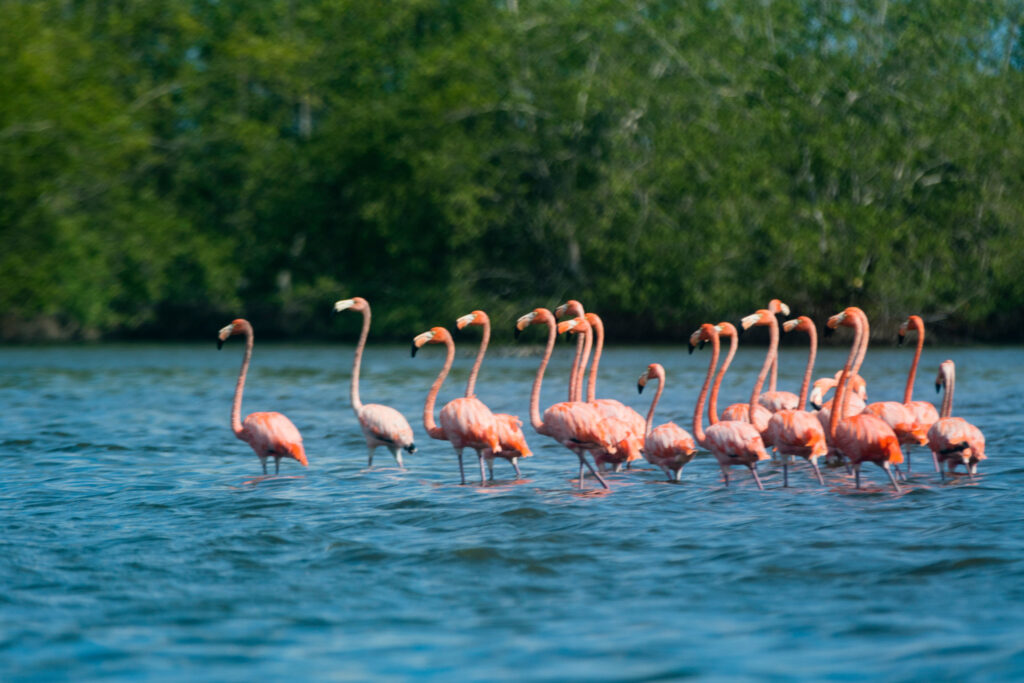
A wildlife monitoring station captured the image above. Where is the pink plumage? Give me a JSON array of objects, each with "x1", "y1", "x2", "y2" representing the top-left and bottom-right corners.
[
  {"x1": 928, "y1": 359, "x2": 986, "y2": 477},
  {"x1": 758, "y1": 391, "x2": 800, "y2": 413},
  {"x1": 865, "y1": 401, "x2": 928, "y2": 446},
  {"x1": 766, "y1": 410, "x2": 827, "y2": 483}
]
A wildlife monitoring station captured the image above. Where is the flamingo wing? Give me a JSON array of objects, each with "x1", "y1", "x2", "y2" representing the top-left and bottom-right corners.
[
  {"x1": 358, "y1": 403, "x2": 415, "y2": 450},
  {"x1": 242, "y1": 412, "x2": 307, "y2": 466}
]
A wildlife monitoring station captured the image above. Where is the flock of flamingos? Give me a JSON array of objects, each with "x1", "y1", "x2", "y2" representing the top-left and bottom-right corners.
[{"x1": 215, "y1": 297, "x2": 986, "y2": 492}]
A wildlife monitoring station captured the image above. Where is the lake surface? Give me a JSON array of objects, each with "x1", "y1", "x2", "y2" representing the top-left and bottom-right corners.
[{"x1": 1, "y1": 340, "x2": 1022, "y2": 680}]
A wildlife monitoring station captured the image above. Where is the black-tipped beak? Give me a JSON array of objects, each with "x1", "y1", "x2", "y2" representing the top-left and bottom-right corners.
[
  {"x1": 897, "y1": 333, "x2": 905, "y2": 347},
  {"x1": 217, "y1": 339, "x2": 224, "y2": 350},
  {"x1": 688, "y1": 342, "x2": 696, "y2": 355},
  {"x1": 699, "y1": 340, "x2": 706, "y2": 350},
  {"x1": 735, "y1": 321, "x2": 745, "y2": 337},
  {"x1": 411, "y1": 342, "x2": 419, "y2": 358},
  {"x1": 637, "y1": 383, "x2": 645, "y2": 395},
  {"x1": 513, "y1": 326, "x2": 521, "y2": 340},
  {"x1": 823, "y1": 326, "x2": 835, "y2": 338},
  {"x1": 406, "y1": 443, "x2": 416, "y2": 454},
  {"x1": 811, "y1": 401, "x2": 822, "y2": 411},
  {"x1": 935, "y1": 382, "x2": 941, "y2": 393}
]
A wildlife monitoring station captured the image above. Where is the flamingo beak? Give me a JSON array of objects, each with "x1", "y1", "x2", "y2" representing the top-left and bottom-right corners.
[
  {"x1": 217, "y1": 339, "x2": 224, "y2": 350},
  {"x1": 217, "y1": 325, "x2": 232, "y2": 349},
  {"x1": 823, "y1": 325, "x2": 835, "y2": 338},
  {"x1": 935, "y1": 382, "x2": 941, "y2": 393},
  {"x1": 637, "y1": 382, "x2": 645, "y2": 394},
  {"x1": 513, "y1": 325, "x2": 521, "y2": 340},
  {"x1": 688, "y1": 341, "x2": 696, "y2": 355},
  {"x1": 456, "y1": 314, "x2": 474, "y2": 330},
  {"x1": 332, "y1": 299, "x2": 355, "y2": 315},
  {"x1": 897, "y1": 333, "x2": 905, "y2": 347},
  {"x1": 411, "y1": 342, "x2": 419, "y2": 357}
]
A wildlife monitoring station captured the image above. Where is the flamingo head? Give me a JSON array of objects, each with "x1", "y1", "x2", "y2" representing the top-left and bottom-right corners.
[
  {"x1": 768, "y1": 299, "x2": 790, "y2": 316},
  {"x1": 688, "y1": 323, "x2": 718, "y2": 354},
  {"x1": 514, "y1": 308, "x2": 552, "y2": 339},
  {"x1": 557, "y1": 316, "x2": 590, "y2": 337},
  {"x1": 783, "y1": 316, "x2": 814, "y2": 334},
  {"x1": 216, "y1": 319, "x2": 250, "y2": 349},
  {"x1": 897, "y1": 315, "x2": 923, "y2": 347},
  {"x1": 935, "y1": 359, "x2": 955, "y2": 393},
  {"x1": 809, "y1": 377, "x2": 837, "y2": 410},
  {"x1": 554, "y1": 299, "x2": 585, "y2": 319},
  {"x1": 332, "y1": 296, "x2": 368, "y2": 315},
  {"x1": 825, "y1": 306, "x2": 865, "y2": 336},
  {"x1": 637, "y1": 363, "x2": 664, "y2": 394},
  {"x1": 456, "y1": 310, "x2": 488, "y2": 330},
  {"x1": 740, "y1": 309, "x2": 774, "y2": 332},
  {"x1": 411, "y1": 327, "x2": 452, "y2": 357},
  {"x1": 715, "y1": 322, "x2": 737, "y2": 340}
]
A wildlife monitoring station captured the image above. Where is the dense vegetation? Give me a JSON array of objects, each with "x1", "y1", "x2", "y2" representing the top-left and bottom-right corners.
[{"x1": 3, "y1": 0, "x2": 1023, "y2": 342}]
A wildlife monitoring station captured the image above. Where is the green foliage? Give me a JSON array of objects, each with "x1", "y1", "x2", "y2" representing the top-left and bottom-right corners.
[{"x1": 2, "y1": 0, "x2": 1023, "y2": 341}]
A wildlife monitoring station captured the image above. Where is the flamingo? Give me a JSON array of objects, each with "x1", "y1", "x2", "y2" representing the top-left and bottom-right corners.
[
  {"x1": 554, "y1": 300, "x2": 587, "y2": 402},
  {"x1": 455, "y1": 310, "x2": 532, "y2": 479},
  {"x1": 333, "y1": 297, "x2": 416, "y2": 468},
  {"x1": 558, "y1": 316, "x2": 643, "y2": 471},
  {"x1": 764, "y1": 316, "x2": 828, "y2": 485},
  {"x1": 637, "y1": 363, "x2": 697, "y2": 482},
  {"x1": 707, "y1": 322, "x2": 739, "y2": 424},
  {"x1": 412, "y1": 326, "x2": 501, "y2": 485},
  {"x1": 720, "y1": 309, "x2": 777, "y2": 438},
  {"x1": 515, "y1": 308, "x2": 617, "y2": 490},
  {"x1": 758, "y1": 299, "x2": 801, "y2": 412},
  {"x1": 690, "y1": 323, "x2": 770, "y2": 489},
  {"x1": 217, "y1": 319, "x2": 308, "y2": 474},
  {"x1": 826, "y1": 307, "x2": 903, "y2": 491},
  {"x1": 898, "y1": 315, "x2": 941, "y2": 471},
  {"x1": 928, "y1": 360, "x2": 986, "y2": 480}
]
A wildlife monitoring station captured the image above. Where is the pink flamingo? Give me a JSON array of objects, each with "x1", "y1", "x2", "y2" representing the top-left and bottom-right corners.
[
  {"x1": 898, "y1": 315, "x2": 941, "y2": 471},
  {"x1": 217, "y1": 319, "x2": 308, "y2": 474},
  {"x1": 826, "y1": 307, "x2": 903, "y2": 491},
  {"x1": 455, "y1": 310, "x2": 532, "y2": 479},
  {"x1": 765, "y1": 316, "x2": 828, "y2": 485},
  {"x1": 928, "y1": 360, "x2": 986, "y2": 480},
  {"x1": 554, "y1": 300, "x2": 587, "y2": 402},
  {"x1": 559, "y1": 316, "x2": 643, "y2": 471},
  {"x1": 333, "y1": 297, "x2": 416, "y2": 468},
  {"x1": 707, "y1": 322, "x2": 739, "y2": 424},
  {"x1": 637, "y1": 363, "x2": 697, "y2": 481},
  {"x1": 413, "y1": 326, "x2": 501, "y2": 485},
  {"x1": 690, "y1": 323, "x2": 770, "y2": 489},
  {"x1": 720, "y1": 309, "x2": 776, "y2": 438},
  {"x1": 758, "y1": 299, "x2": 801, "y2": 412},
  {"x1": 515, "y1": 308, "x2": 617, "y2": 490}
]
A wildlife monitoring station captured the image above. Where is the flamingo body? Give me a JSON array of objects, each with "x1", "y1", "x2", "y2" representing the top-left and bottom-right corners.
[
  {"x1": 767, "y1": 410, "x2": 827, "y2": 461},
  {"x1": 643, "y1": 423, "x2": 698, "y2": 480},
  {"x1": 440, "y1": 397, "x2": 502, "y2": 453},
  {"x1": 906, "y1": 401, "x2": 940, "y2": 430},
  {"x1": 357, "y1": 404, "x2": 416, "y2": 461},
  {"x1": 758, "y1": 391, "x2": 799, "y2": 413},
  {"x1": 704, "y1": 422, "x2": 771, "y2": 471},
  {"x1": 721, "y1": 402, "x2": 773, "y2": 434},
  {"x1": 833, "y1": 413, "x2": 904, "y2": 467},
  {"x1": 865, "y1": 401, "x2": 928, "y2": 446},
  {"x1": 927, "y1": 417, "x2": 986, "y2": 474},
  {"x1": 240, "y1": 411, "x2": 308, "y2": 469}
]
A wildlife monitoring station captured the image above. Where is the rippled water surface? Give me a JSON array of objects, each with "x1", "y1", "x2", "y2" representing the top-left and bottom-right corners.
[{"x1": 2, "y1": 341, "x2": 1022, "y2": 680}]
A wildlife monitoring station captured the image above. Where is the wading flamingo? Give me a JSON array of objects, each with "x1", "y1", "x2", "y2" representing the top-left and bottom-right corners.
[
  {"x1": 898, "y1": 315, "x2": 941, "y2": 471},
  {"x1": 637, "y1": 363, "x2": 697, "y2": 481},
  {"x1": 333, "y1": 297, "x2": 416, "y2": 468},
  {"x1": 456, "y1": 310, "x2": 532, "y2": 479},
  {"x1": 559, "y1": 316, "x2": 643, "y2": 471},
  {"x1": 217, "y1": 319, "x2": 308, "y2": 474},
  {"x1": 721, "y1": 310, "x2": 777, "y2": 439},
  {"x1": 928, "y1": 360, "x2": 986, "y2": 480},
  {"x1": 765, "y1": 317, "x2": 828, "y2": 485},
  {"x1": 691, "y1": 324, "x2": 770, "y2": 489},
  {"x1": 759, "y1": 299, "x2": 800, "y2": 412},
  {"x1": 515, "y1": 308, "x2": 617, "y2": 490},
  {"x1": 826, "y1": 307, "x2": 903, "y2": 491},
  {"x1": 413, "y1": 327, "x2": 501, "y2": 485}
]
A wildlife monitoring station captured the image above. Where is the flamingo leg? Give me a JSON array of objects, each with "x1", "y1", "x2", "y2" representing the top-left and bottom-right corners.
[
  {"x1": 783, "y1": 461, "x2": 789, "y2": 488},
  {"x1": 393, "y1": 448, "x2": 405, "y2": 469},
  {"x1": 674, "y1": 467, "x2": 683, "y2": 482},
  {"x1": 932, "y1": 451, "x2": 941, "y2": 473},
  {"x1": 905, "y1": 450, "x2": 912, "y2": 473},
  {"x1": 511, "y1": 458, "x2": 521, "y2": 479},
  {"x1": 578, "y1": 456, "x2": 586, "y2": 488},
  {"x1": 478, "y1": 453, "x2": 487, "y2": 485},
  {"x1": 721, "y1": 467, "x2": 730, "y2": 487},
  {"x1": 854, "y1": 464, "x2": 861, "y2": 489},
  {"x1": 893, "y1": 464, "x2": 905, "y2": 482},
  {"x1": 487, "y1": 458, "x2": 495, "y2": 481},
  {"x1": 261, "y1": 458, "x2": 268, "y2": 475},
  {"x1": 367, "y1": 446, "x2": 375, "y2": 468},
  {"x1": 749, "y1": 464, "x2": 765, "y2": 491},
  {"x1": 613, "y1": 462, "x2": 623, "y2": 473},
  {"x1": 581, "y1": 455, "x2": 609, "y2": 489},
  {"x1": 275, "y1": 457, "x2": 280, "y2": 475},
  {"x1": 457, "y1": 449, "x2": 466, "y2": 485},
  {"x1": 810, "y1": 459, "x2": 825, "y2": 485},
  {"x1": 882, "y1": 463, "x2": 902, "y2": 492}
]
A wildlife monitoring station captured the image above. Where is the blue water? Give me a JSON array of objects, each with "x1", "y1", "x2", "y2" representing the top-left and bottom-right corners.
[{"x1": 1, "y1": 341, "x2": 1022, "y2": 680}]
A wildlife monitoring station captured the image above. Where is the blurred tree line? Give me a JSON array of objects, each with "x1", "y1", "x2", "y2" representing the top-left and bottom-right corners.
[{"x1": 2, "y1": 0, "x2": 1023, "y2": 342}]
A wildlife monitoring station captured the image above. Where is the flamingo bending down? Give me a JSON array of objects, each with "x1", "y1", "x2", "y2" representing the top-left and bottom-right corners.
[
  {"x1": 765, "y1": 316, "x2": 828, "y2": 485},
  {"x1": 758, "y1": 299, "x2": 800, "y2": 412},
  {"x1": 691, "y1": 324, "x2": 770, "y2": 489},
  {"x1": 217, "y1": 319, "x2": 308, "y2": 474},
  {"x1": 559, "y1": 316, "x2": 643, "y2": 471},
  {"x1": 637, "y1": 363, "x2": 697, "y2": 481},
  {"x1": 898, "y1": 315, "x2": 941, "y2": 471},
  {"x1": 515, "y1": 308, "x2": 617, "y2": 490},
  {"x1": 412, "y1": 327, "x2": 501, "y2": 485},
  {"x1": 333, "y1": 298, "x2": 416, "y2": 468},
  {"x1": 456, "y1": 310, "x2": 532, "y2": 479},
  {"x1": 928, "y1": 360, "x2": 986, "y2": 480},
  {"x1": 826, "y1": 308, "x2": 903, "y2": 491}
]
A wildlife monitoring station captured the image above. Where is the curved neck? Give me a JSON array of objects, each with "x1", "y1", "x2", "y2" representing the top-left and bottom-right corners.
[
  {"x1": 569, "y1": 330, "x2": 584, "y2": 402},
  {"x1": 710, "y1": 332, "x2": 737, "y2": 423},
  {"x1": 853, "y1": 314, "x2": 869, "y2": 377},
  {"x1": 350, "y1": 305, "x2": 370, "y2": 412},
  {"x1": 576, "y1": 327, "x2": 592, "y2": 403},
  {"x1": 693, "y1": 332, "x2": 720, "y2": 446},
  {"x1": 644, "y1": 371, "x2": 665, "y2": 438},
  {"x1": 904, "y1": 317, "x2": 924, "y2": 404},
  {"x1": 529, "y1": 314, "x2": 557, "y2": 433},
  {"x1": 749, "y1": 316, "x2": 779, "y2": 414},
  {"x1": 423, "y1": 336, "x2": 454, "y2": 440},
  {"x1": 586, "y1": 314, "x2": 605, "y2": 402},
  {"x1": 465, "y1": 318, "x2": 489, "y2": 398},
  {"x1": 941, "y1": 368, "x2": 955, "y2": 418},
  {"x1": 770, "y1": 353, "x2": 778, "y2": 393},
  {"x1": 829, "y1": 313, "x2": 864, "y2": 439},
  {"x1": 231, "y1": 326, "x2": 253, "y2": 437},
  {"x1": 797, "y1": 324, "x2": 817, "y2": 411}
]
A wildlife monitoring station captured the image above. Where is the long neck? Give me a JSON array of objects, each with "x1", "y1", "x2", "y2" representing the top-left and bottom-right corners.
[
  {"x1": 770, "y1": 353, "x2": 778, "y2": 393},
  {"x1": 904, "y1": 317, "x2": 924, "y2": 404},
  {"x1": 941, "y1": 368, "x2": 955, "y2": 418},
  {"x1": 852, "y1": 313, "x2": 869, "y2": 377},
  {"x1": 576, "y1": 327, "x2": 592, "y2": 403},
  {"x1": 797, "y1": 325, "x2": 817, "y2": 411},
  {"x1": 693, "y1": 333, "x2": 720, "y2": 446},
  {"x1": 644, "y1": 373, "x2": 664, "y2": 438},
  {"x1": 465, "y1": 319, "x2": 489, "y2": 398},
  {"x1": 350, "y1": 306, "x2": 370, "y2": 412},
  {"x1": 587, "y1": 315, "x2": 605, "y2": 402},
  {"x1": 231, "y1": 327, "x2": 253, "y2": 437},
  {"x1": 569, "y1": 330, "x2": 584, "y2": 402},
  {"x1": 529, "y1": 316, "x2": 557, "y2": 433},
  {"x1": 749, "y1": 316, "x2": 779, "y2": 413},
  {"x1": 710, "y1": 333, "x2": 737, "y2": 423},
  {"x1": 423, "y1": 336, "x2": 454, "y2": 440},
  {"x1": 829, "y1": 314, "x2": 864, "y2": 440}
]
